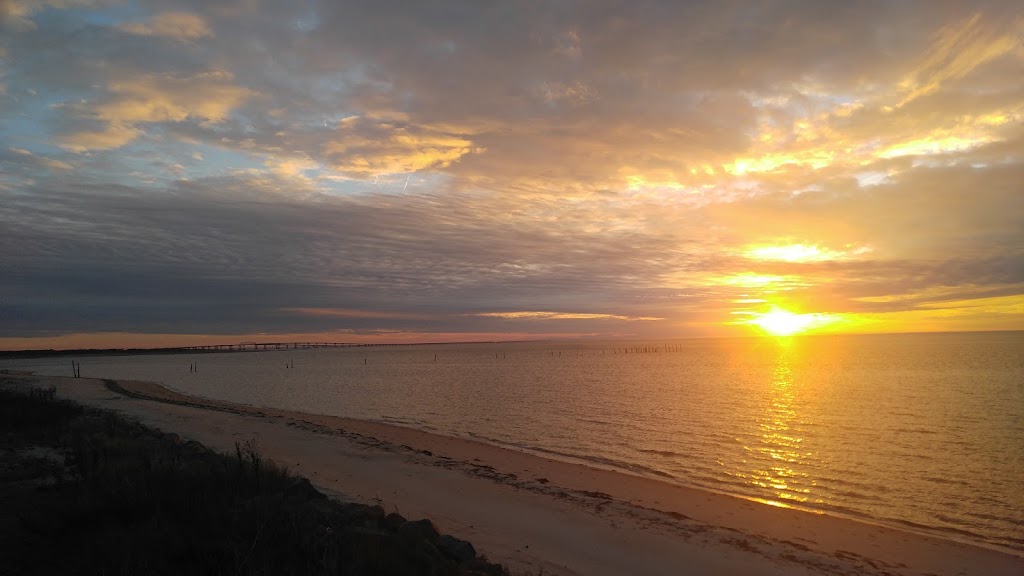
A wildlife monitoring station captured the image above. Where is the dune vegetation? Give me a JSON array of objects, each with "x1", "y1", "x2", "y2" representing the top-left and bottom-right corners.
[{"x1": 0, "y1": 384, "x2": 508, "y2": 575}]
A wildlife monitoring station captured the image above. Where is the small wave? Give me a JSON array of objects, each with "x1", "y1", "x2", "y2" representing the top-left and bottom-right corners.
[
  {"x1": 577, "y1": 417, "x2": 614, "y2": 426},
  {"x1": 890, "y1": 427, "x2": 938, "y2": 435},
  {"x1": 636, "y1": 448, "x2": 685, "y2": 458},
  {"x1": 934, "y1": 514, "x2": 984, "y2": 529},
  {"x1": 491, "y1": 441, "x2": 679, "y2": 482},
  {"x1": 922, "y1": 475, "x2": 972, "y2": 488},
  {"x1": 966, "y1": 512, "x2": 1024, "y2": 527},
  {"x1": 829, "y1": 489, "x2": 883, "y2": 502},
  {"x1": 888, "y1": 516, "x2": 991, "y2": 544}
]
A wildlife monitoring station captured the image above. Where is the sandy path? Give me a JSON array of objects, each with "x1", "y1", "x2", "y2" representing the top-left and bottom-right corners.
[{"x1": 6, "y1": 374, "x2": 1021, "y2": 576}]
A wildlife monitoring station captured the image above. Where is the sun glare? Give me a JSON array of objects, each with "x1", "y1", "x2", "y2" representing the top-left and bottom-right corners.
[
  {"x1": 743, "y1": 243, "x2": 871, "y2": 263},
  {"x1": 751, "y1": 309, "x2": 816, "y2": 336}
]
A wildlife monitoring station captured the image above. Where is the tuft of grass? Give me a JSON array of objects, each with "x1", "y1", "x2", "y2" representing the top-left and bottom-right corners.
[{"x1": 0, "y1": 386, "x2": 82, "y2": 437}]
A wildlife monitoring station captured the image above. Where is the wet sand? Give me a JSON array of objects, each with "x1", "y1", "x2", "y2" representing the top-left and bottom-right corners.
[{"x1": 6, "y1": 374, "x2": 1021, "y2": 576}]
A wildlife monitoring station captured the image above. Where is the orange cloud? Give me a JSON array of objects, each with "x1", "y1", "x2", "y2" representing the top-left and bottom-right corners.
[{"x1": 471, "y1": 311, "x2": 663, "y2": 321}]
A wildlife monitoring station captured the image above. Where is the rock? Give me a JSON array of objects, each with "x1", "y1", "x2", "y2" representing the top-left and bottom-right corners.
[
  {"x1": 399, "y1": 518, "x2": 440, "y2": 542},
  {"x1": 437, "y1": 534, "x2": 476, "y2": 563},
  {"x1": 383, "y1": 512, "x2": 407, "y2": 532},
  {"x1": 333, "y1": 502, "x2": 386, "y2": 528},
  {"x1": 463, "y1": 559, "x2": 509, "y2": 576},
  {"x1": 182, "y1": 440, "x2": 208, "y2": 454},
  {"x1": 284, "y1": 477, "x2": 325, "y2": 503}
]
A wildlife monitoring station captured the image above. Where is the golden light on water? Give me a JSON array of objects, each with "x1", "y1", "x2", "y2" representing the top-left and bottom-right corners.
[{"x1": 747, "y1": 342, "x2": 812, "y2": 508}]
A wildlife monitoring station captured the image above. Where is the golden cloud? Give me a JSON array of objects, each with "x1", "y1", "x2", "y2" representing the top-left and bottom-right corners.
[
  {"x1": 323, "y1": 116, "x2": 481, "y2": 176},
  {"x1": 119, "y1": 12, "x2": 212, "y2": 41},
  {"x1": 743, "y1": 243, "x2": 872, "y2": 262},
  {"x1": 896, "y1": 14, "x2": 1021, "y2": 108},
  {"x1": 59, "y1": 71, "x2": 252, "y2": 152}
]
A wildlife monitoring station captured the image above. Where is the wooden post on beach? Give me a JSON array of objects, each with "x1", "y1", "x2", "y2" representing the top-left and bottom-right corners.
[{"x1": 434, "y1": 354, "x2": 437, "y2": 362}]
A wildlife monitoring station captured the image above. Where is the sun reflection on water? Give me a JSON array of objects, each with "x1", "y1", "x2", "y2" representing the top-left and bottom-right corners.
[{"x1": 744, "y1": 341, "x2": 813, "y2": 508}]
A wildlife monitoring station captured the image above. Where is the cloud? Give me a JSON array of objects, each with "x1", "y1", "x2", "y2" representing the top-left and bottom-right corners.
[
  {"x1": 58, "y1": 124, "x2": 141, "y2": 153},
  {"x1": 323, "y1": 116, "x2": 481, "y2": 176},
  {"x1": 1, "y1": 0, "x2": 1022, "y2": 344},
  {"x1": 1, "y1": 0, "x2": 112, "y2": 32},
  {"x1": 281, "y1": 308, "x2": 434, "y2": 321},
  {"x1": 471, "y1": 311, "x2": 664, "y2": 321},
  {"x1": 895, "y1": 13, "x2": 1021, "y2": 108},
  {"x1": 59, "y1": 71, "x2": 252, "y2": 152},
  {"x1": 7, "y1": 147, "x2": 73, "y2": 170},
  {"x1": 0, "y1": 174, "x2": 697, "y2": 337},
  {"x1": 118, "y1": 12, "x2": 212, "y2": 41}
]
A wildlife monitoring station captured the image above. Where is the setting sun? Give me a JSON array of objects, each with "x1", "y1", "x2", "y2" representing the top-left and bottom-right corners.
[{"x1": 751, "y1": 309, "x2": 817, "y2": 336}]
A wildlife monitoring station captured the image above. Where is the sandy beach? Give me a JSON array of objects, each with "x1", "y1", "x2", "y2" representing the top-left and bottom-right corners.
[{"x1": 5, "y1": 373, "x2": 1020, "y2": 576}]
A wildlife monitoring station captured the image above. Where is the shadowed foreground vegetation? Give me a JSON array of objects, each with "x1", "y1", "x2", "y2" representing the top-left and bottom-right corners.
[{"x1": 0, "y1": 385, "x2": 509, "y2": 575}]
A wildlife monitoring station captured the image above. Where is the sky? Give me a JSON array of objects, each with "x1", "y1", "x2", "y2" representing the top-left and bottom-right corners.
[{"x1": 1, "y1": 0, "x2": 1022, "y2": 349}]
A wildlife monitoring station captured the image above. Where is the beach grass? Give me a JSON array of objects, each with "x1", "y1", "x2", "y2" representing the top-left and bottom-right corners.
[{"x1": 0, "y1": 385, "x2": 509, "y2": 575}]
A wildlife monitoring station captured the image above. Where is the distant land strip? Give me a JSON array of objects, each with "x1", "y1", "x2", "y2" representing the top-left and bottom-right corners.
[{"x1": 0, "y1": 339, "x2": 537, "y2": 359}]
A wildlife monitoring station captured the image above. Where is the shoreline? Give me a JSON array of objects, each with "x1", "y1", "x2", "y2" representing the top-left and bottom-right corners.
[
  {"x1": 6, "y1": 373, "x2": 1021, "y2": 575},
  {"x1": 149, "y1": 373, "x2": 1021, "y2": 560}
]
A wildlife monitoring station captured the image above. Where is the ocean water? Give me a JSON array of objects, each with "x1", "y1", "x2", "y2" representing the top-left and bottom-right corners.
[{"x1": 6, "y1": 332, "x2": 1023, "y2": 554}]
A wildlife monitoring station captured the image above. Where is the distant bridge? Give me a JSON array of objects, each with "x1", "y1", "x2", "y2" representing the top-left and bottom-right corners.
[{"x1": 181, "y1": 342, "x2": 402, "y2": 352}]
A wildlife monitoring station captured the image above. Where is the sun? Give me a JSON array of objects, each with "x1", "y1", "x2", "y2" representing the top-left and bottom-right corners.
[{"x1": 751, "y1": 308, "x2": 816, "y2": 337}]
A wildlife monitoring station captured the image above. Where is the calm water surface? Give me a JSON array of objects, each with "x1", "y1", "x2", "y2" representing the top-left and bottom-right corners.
[{"x1": 7, "y1": 332, "x2": 1023, "y2": 554}]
